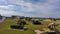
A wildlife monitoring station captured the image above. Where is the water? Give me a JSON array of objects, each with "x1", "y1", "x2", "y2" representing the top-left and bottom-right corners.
[{"x1": 0, "y1": 17, "x2": 5, "y2": 23}]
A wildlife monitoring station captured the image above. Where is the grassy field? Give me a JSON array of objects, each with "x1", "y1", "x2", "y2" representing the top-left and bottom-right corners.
[{"x1": 0, "y1": 18, "x2": 60, "y2": 34}]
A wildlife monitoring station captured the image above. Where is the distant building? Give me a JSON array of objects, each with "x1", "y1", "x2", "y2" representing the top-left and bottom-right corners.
[
  {"x1": 31, "y1": 18, "x2": 39, "y2": 21},
  {"x1": 12, "y1": 15, "x2": 20, "y2": 20},
  {"x1": 43, "y1": 19, "x2": 51, "y2": 22}
]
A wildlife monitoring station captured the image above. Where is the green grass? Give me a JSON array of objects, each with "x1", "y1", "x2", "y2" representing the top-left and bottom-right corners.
[
  {"x1": 0, "y1": 18, "x2": 60, "y2": 34},
  {"x1": 0, "y1": 18, "x2": 35, "y2": 34}
]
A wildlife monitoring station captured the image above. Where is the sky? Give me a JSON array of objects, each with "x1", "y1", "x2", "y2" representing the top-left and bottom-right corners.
[{"x1": 0, "y1": 0, "x2": 60, "y2": 18}]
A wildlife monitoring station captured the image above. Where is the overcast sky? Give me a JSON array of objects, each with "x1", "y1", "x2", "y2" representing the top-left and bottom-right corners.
[{"x1": 0, "y1": 0, "x2": 60, "y2": 18}]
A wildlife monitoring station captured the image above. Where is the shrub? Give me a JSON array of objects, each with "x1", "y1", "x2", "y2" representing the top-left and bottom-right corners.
[
  {"x1": 10, "y1": 25, "x2": 24, "y2": 29},
  {"x1": 33, "y1": 21, "x2": 42, "y2": 25}
]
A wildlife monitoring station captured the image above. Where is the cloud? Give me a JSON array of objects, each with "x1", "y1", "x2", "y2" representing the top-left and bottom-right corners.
[
  {"x1": 7, "y1": 0, "x2": 56, "y2": 13},
  {"x1": 7, "y1": 0, "x2": 35, "y2": 12},
  {"x1": 0, "y1": 5, "x2": 22, "y2": 16},
  {"x1": 0, "y1": 5, "x2": 14, "y2": 9},
  {"x1": 0, "y1": 10, "x2": 20, "y2": 16},
  {"x1": 0, "y1": 0, "x2": 60, "y2": 17},
  {"x1": 0, "y1": 5, "x2": 33, "y2": 17}
]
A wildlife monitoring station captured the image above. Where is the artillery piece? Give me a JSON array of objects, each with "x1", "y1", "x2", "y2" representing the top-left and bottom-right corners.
[
  {"x1": 48, "y1": 22, "x2": 59, "y2": 31},
  {"x1": 48, "y1": 22, "x2": 60, "y2": 34}
]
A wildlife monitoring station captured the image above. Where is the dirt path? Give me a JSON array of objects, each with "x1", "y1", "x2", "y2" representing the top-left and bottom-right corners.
[{"x1": 34, "y1": 30, "x2": 45, "y2": 34}]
